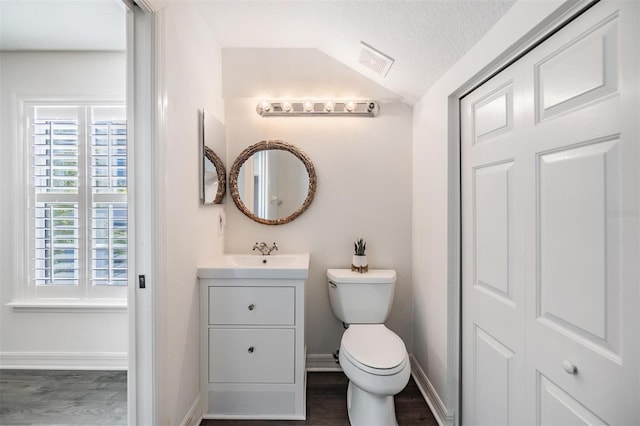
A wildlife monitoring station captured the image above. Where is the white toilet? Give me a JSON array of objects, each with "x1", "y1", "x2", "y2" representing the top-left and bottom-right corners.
[{"x1": 327, "y1": 269, "x2": 410, "y2": 426}]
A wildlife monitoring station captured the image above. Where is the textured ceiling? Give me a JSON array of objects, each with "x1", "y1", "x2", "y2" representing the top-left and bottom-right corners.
[
  {"x1": 0, "y1": 0, "x2": 515, "y2": 103},
  {"x1": 194, "y1": 1, "x2": 515, "y2": 103}
]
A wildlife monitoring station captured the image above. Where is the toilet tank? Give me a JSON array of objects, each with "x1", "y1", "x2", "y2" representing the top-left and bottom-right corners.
[{"x1": 327, "y1": 269, "x2": 397, "y2": 324}]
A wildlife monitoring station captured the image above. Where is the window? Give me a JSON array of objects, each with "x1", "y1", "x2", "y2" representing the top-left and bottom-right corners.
[{"x1": 27, "y1": 103, "x2": 127, "y2": 301}]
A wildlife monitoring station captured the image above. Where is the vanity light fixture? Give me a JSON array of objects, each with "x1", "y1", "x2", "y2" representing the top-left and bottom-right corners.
[{"x1": 256, "y1": 100, "x2": 379, "y2": 117}]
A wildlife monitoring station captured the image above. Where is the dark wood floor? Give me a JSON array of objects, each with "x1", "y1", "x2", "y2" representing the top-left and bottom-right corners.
[
  {"x1": 0, "y1": 369, "x2": 127, "y2": 425},
  {"x1": 201, "y1": 372, "x2": 437, "y2": 426},
  {"x1": 0, "y1": 370, "x2": 435, "y2": 426}
]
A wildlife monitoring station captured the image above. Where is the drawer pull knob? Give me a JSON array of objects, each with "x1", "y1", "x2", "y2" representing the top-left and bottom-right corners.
[
  {"x1": 248, "y1": 304, "x2": 255, "y2": 311},
  {"x1": 563, "y1": 360, "x2": 577, "y2": 374},
  {"x1": 248, "y1": 346, "x2": 255, "y2": 354}
]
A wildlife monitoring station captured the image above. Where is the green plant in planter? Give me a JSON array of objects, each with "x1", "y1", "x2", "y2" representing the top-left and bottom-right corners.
[{"x1": 354, "y1": 238, "x2": 366, "y2": 256}]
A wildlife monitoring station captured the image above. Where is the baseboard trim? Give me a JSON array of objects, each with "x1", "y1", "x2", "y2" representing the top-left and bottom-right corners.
[
  {"x1": 306, "y1": 353, "x2": 342, "y2": 372},
  {"x1": 0, "y1": 351, "x2": 127, "y2": 370},
  {"x1": 409, "y1": 354, "x2": 455, "y2": 426},
  {"x1": 180, "y1": 394, "x2": 202, "y2": 426}
]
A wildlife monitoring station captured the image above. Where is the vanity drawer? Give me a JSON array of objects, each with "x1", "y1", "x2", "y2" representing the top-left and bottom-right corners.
[
  {"x1": 209, "y1": 286, "x2": 295, "y2": 325},
  {"x1": 209, "y1": 328, "x2": 295, "y2": 384}
]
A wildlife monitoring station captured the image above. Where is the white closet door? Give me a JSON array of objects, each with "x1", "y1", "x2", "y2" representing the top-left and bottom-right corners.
[
  {"x1": 521, "y1": 2, "x2": 638, "y2": 424},
  {"x1": 461, "y1": 47, "x2": 527, "y2": 426},
  {"x1": 461, "y1": 1, "x2": 639, "y2": 424}
]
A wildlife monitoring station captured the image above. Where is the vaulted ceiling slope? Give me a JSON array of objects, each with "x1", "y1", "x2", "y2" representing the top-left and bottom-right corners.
[
  {"x1": 186, "y1": 0, "x2": 515, "y2": 104},
  {"x1": 221, "y1": 48, "x2": 403, "y2": 102},
  {"x1": 0, "y1": 0, "x2": 515, "y2": 104}
]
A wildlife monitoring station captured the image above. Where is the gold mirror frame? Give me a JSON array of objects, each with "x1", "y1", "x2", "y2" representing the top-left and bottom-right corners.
[
  {"x1": 204, "y1": 145, "x2": 227, "y2": 204},
  {"x1": 229, "y1": 140, "x2": 317, "y2": 225}
]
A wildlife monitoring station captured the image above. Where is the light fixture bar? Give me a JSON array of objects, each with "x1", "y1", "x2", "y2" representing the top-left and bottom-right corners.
[{"x1": 257, "y1": 100, "x2": 379, "y2": 117}]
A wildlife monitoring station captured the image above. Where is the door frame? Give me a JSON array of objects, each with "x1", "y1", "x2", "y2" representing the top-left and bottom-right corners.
[
  {"x1": 124, "y1": 0, "x2": 159, "y2": 424},
  {"x1": 450, "y1": 1, "x2": 598, "y2": 424}
]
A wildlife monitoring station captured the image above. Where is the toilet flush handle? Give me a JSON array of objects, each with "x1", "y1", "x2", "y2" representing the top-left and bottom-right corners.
[{"x1": 329, "y1": 281, "x2": 337, "y2": 288}]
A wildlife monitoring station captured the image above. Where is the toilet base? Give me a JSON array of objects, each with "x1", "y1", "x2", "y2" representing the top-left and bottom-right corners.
[{"x1": 346, "y1": 381, "x2": 398, "y2": 426}]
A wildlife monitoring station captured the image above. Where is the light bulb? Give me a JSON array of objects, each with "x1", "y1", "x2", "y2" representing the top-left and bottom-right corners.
[
  {"x1": 345, "y1": 101, "x2": 356, "y2": 112},
  {"x1": 324, "y1": 101, "x2": 335, "y2": 112},
  {"x1": 282, "y1": 101, "x2": 292, "y2": 113},
  {"x1": 303, "y1": 101, "x2": 314, "y2": 112},
  {"x1": 259, "y1": 100, "x2": 271, "y2": 113}
]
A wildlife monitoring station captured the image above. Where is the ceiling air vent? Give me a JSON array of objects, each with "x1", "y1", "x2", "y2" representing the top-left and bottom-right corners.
[{"x1": 358, "y1": 41, "x2": 394, "y2": 77}]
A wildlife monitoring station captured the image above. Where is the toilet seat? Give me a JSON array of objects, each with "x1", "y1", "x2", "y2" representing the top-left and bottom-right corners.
[{"x1": 341, "y1": 324, "x2": 408, "y2": 376}]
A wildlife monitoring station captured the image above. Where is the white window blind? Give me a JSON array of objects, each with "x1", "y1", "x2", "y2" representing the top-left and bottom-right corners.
[{"x1": 30, "y1": 104, "x2": 127, "y2": 300}]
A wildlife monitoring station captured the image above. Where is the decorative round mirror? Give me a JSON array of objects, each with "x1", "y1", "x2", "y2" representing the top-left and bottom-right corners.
[
  {"x1": 203, "y1": 145, "x2": 226, "y2": 204},
  {"x1": 200, "y1": 109, "x2": 227, "y2": 205},
  {"x1": 229, "y1": 140, "x2": 317, "y2": 225}
]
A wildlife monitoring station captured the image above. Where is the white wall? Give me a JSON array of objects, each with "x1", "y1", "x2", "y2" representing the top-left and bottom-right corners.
[
  {"x1": 152, "y1": 24, "x2": 410, "y2": 424},
  {"x1": 411, "y1": 0, "x2": 581, "y2": 418},
  {"x1": 154, "y1": 4, "x2": 225, "y2": 425},
  {"x1": 0, "y1": 51, "x2": 128, "y2": 368},
  {"x1": 224, "y1": 96, "x2": 413, "y2": 355}
]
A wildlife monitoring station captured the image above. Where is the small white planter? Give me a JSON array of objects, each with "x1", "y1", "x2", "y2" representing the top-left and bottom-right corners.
[{"x1": 351, "y1": 255, "x2": 368, "y2": 273}]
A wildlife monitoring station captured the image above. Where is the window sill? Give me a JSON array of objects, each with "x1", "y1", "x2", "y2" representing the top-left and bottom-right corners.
[{"x1": 7, "y1": 300, "x2": 127, "y2": 313}]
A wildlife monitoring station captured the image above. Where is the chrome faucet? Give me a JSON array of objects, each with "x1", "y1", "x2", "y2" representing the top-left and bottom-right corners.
[{"x1": 252, "y1": 242, "x2": 278, "y2": 255}]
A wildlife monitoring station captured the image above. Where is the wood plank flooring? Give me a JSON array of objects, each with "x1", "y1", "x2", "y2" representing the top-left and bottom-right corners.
[
  {"x1": 0, "y1": 371, "x2": 436, "y2": 425},
  {"x1": 0, "y1": 369, "x2": 127, "y2": 425},
  {"x1": 200, "y1": 372, "x2": 437, "y2": 426}
]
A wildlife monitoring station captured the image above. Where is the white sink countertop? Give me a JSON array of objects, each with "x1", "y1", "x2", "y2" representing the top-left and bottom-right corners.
[{"x1": 198, "y1": 253, "x2": 310, "y2": 279}]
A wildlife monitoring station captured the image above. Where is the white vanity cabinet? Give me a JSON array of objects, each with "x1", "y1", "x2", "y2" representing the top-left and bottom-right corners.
[{"x1": 198, "y1": 257, "x2": 307, "y2": 420}]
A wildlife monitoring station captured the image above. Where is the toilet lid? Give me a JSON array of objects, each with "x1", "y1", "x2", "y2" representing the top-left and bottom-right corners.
[
  {"x1": 327, "y1": 269, "x2": 396, "y2": 283},
  {"x1": 341, "y1": 324, "x2": 407, "y2": 371}
]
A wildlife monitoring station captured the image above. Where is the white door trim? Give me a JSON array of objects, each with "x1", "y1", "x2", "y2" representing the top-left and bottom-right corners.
[
  {"x1": 450, "y1": 1, "x2": 598, "y2": 424},
  {"x1": 127, "y1": 2, "x2": 160, "y2": 425},
  {"x1": 150, "y1": 5, "x2": 168, "y2": 422}
]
